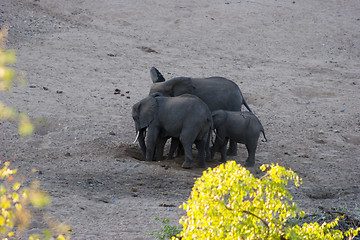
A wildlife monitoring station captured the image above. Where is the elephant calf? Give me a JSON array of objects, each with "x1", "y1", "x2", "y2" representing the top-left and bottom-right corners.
[
  {"x1": 211, "y1": 110, "x2": 267, "y2": 167},
  {"x1": 132, "y1": 93, "x2": 212, "y2": 169}
]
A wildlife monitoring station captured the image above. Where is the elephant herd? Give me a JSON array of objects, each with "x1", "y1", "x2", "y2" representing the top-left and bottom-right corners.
[{"x1": 131, "y1": 67, "x2": 267, "y2": 169}]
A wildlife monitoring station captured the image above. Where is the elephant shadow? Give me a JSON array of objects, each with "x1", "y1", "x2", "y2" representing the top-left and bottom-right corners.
[{"x1": 117, "y1": 143, "x2": 238, "y2": 170}]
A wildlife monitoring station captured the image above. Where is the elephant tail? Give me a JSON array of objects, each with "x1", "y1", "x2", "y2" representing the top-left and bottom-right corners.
[
  {"x1": 260, "y1": 128, "x2": 268, "y2": 142},
  {"x1": 242, "y1": 97, "x2": 252, "y2": 112}
]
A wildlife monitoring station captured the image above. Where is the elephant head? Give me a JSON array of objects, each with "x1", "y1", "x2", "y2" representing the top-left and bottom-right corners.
[
  {"x1": 149, "y1": 67, "x2": 195, "y2": 97},
  {"x1": 132, "y1": 95, "x2": 159, "y2": 159},
  {"x1": 132, "y1": 95, "x2": 158, "y2": 130},
  {"x1": 212, "y1": 110, "x2": 228, "y2": 129}
]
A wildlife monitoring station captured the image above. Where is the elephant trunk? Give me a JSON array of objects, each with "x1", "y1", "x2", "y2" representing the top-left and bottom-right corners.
[{"x1": 134, "y1": 129, "x2": 147, "y2": 160}]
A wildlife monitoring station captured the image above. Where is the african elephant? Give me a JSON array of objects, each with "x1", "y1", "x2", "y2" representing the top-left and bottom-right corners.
[
  {"x1": 132, "y1": 93, "x2": 212, "y2": 169},
  {"x1": 211, "y1": 110, "x2": 267, "y2": 167},
  {"x1": 149, "y1": 67, "x2": 251, "y2": 156}
]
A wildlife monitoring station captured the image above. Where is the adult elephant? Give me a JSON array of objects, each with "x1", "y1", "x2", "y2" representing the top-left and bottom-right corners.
[
  {"x1": 149, "y1": 67, "x2": 251, "y2": 156},
  {"x1": 132, "y1": 93, "x2": 212, "y2": 169}
]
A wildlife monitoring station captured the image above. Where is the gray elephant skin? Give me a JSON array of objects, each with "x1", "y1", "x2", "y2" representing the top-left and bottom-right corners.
[
  {"x1": 149, "y1": 67, "x2": 251, "y2": 156},
  {"x1": 211, "y1": 110, "x2": 267, "y2": 167},
  {"x1": 132, "y1": 93, "x2": 212, "y2": 169}
]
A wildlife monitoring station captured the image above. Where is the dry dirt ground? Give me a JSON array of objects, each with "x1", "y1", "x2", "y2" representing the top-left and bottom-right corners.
[{"x1": 1, "y1": 0, "x2": 360, "y2": 239}]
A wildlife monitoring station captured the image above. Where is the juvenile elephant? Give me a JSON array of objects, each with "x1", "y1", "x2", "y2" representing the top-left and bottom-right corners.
[
  {"x1": 132, "y1": 93, "x2": 212, "y2": 169},
  {"x1": 211, "y1": 110, "x2": 267, "y2": 167},
  {"x1": 149, "y1": 67, "x2": 251, "y2": 156}
]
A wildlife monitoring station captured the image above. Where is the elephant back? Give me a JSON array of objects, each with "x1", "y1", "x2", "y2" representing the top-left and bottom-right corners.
[{"x1": 191, "y1": 77, "x2": 245, "y2": 112}]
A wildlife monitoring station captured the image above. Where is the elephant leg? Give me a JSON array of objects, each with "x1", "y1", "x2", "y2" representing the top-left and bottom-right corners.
[
  {"x1": 179, "y1": 131, "x2": 196, "y2": 169},
  {"x1": 195, "y1": 140, "x2": 206, "y2": 168},
  {"x1": 220, "y1": 138, "x2": 229, "y2": 163},
  {"x1": 168, "y1": 137, "x2": 180, "y2": 159},
  {"x1": 227, "y1": 140, "x2": 238, "y2": 156},
  {"x1": 176, "y1": 143, "x2": 184, "y2": 157},
  {"x1": 244, "y1": 142, "x2": 257, "y2": 167},
  {"x1": 181, "y1": 142, "x2": 194, "y2": 169},
  {"x1": 205, "y1": 132, "x2": 211, "y2": 162},
  {"x1": 211, "y1": 135, "x2": 221, "y2": 160},
  {"x1": 145, "y1": 127, "x2": 159, "y2": 162},
  {"x1": 137, "y1": 129, "x2": 146, "y2": 160},
  {"x1": 155, "y1": 137, "x2": 167, "y2": 162}
]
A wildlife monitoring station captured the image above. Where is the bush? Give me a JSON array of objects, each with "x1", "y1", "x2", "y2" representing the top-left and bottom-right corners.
[
  {"x1": 0, "y1": 161, "x2": 70, "y2": 239},
  {"x1": 147, "y1": 217, "x2": 181, "y2": 240},
  {"x1": 0, "y1": 24, "x2": 33, "y2": 136},
  {"x1": 173, "y1": 161, "x2": 360, "y2": 240},
  {"x1": 1, "y1": 25, "x2": 69, "y2": 239}
]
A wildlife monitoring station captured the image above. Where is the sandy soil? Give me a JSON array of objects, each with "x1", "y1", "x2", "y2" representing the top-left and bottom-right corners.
[{"x1": 1, "y1": 0, "x2": 360, "y2": 239}]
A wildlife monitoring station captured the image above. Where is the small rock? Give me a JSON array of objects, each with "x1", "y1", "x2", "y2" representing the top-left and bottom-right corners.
[
  {"x1": 29, "y1": 84, "x2": 36, "y2": 88},
  {"x1": 114, "y1": 89, "x2": 121, "y2": 94},
  {"x1": 314, "y1": 138, "x2": 326, "y2": 144},
  {"x1": 159, "y1": 203, "x2": 175, "y2": 207},
  {"x1": 138, "y1": 46, "x2": 158, "y2": 53},
  {"x1": 56, "y1": 90, "x2": 63, "y2": 94},
  {"x1": 125, "y1": 90, "x2": 130, "y2": 94},
  {"x1": 107, "y1": 52, "x2": 116, "y2": 57},
  {"x1": 333, "y1": 130, "x2": 340, "y2": 133},
  {"x1": 109, "y1": 131, "x2": 116, "y2": 136},
  {"x1": 43, "y1": 86, "x2": 49, "y2": 90},
  {"x1": 65, "y1": 152, "x2": 71, "y2": 157},
  {"x1": 161, "y1": 165, "x2": 170, "y2": 170}
]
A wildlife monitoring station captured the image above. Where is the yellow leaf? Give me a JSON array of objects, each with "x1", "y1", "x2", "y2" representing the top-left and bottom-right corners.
[
  {"x1": 18, "y1": 114, "x2": 33, "y2": 136},
  {"x1": 29, "y1": 189, "x2": 51, "y2": 208},
  {"x1": 13, "y1": 182, "x2": 21, "y2": 191},
  {"x1": 57, "y1": 234, "x2": 66, "y2": 240}
]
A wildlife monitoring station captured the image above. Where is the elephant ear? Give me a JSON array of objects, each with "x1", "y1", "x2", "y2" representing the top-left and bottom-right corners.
[
  {"x1": 138, "y1": 96, "x2": 158, "y2": 129},
  {"x1": 150, "y1": 67, "x2": 166, "y2": 83},
  {"x1": 167, "y1": 77, "x2": 195, "y2": 96},
  {"x1": 212, "y1": 110, "x2": 227, "y2": 129}
]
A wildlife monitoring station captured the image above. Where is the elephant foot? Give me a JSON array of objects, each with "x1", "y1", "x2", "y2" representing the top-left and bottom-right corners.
[
  {"x1": 198, "y1": 161, "x2": 206, "y2": 168},
  {"x1": 226, "y1": 148, "x2": 238, "y2": 156},
  {"x1": 181, "y1": 161, "x2": 194, "y2": 169},
  {"x1": 244, "y1": 161, "x2": 255, "y2": 167}
]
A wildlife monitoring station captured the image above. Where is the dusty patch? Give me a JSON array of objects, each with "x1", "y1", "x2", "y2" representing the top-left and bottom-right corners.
[{"x1": 1, "y1": 0, "x2": 360, "y2": 239}]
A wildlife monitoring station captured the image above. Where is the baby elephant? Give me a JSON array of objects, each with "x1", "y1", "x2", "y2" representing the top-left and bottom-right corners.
[{"x1": 211, "y1": 110, "x2": 267, "y2": 167}]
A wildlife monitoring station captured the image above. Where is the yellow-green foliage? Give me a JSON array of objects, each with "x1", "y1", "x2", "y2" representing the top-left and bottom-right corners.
[
  {"x1": 0, "y1": 162, "x2": 70, "y2": 240},
  {"x1": 0, "y1": 25, "x2": 69, "y2": 239},
  {"x1": 174, "y1": 161, "x2": 360, "y2": 240},
  {"x1": 0, "y1": 25, "x2": 33, "y2": 136}
]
